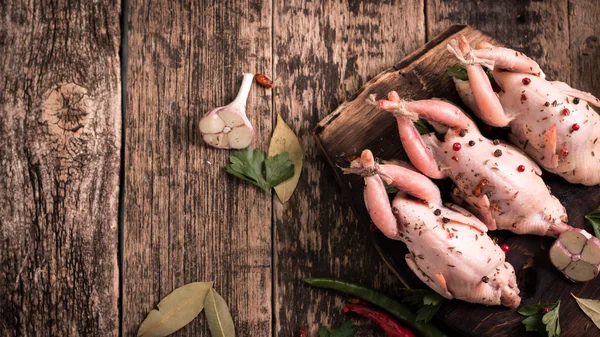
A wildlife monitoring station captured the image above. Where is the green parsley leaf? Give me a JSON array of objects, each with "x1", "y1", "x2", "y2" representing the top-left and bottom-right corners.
[
  {"x1": 400, "y1": 288, "x2": 446, "y2": 322},
  {"x1": 518, "y1": 303, "x2": 552, "y2": 316},
  {"x1": 385, "y1": 184, "x2": 400, "y2": 194},
  {"x1": 423, "y1": 292, "x2": 444, "y2": 306},
  {"x1": 522, "y1": 313, "x2": 546, "y2": 333},
  {"x1": 447, "y1": 64, "x2": 469, "y2": 81},
  {"x1": 265, "y1": 152, "x2": 295, "y2": 187},
  {"x1": 518, "y1": 301, "x2": 560, "y2": 337},
  {"x1": 447, "y1": 64, "x2": 497, "y2": 86},
  {"x1": 318, "y1": 326, "x2": 331, "y2": 337},
  {"x1": 319, "y1": 320, "x2": 354, "y2": 337},
  {"x1": 226, "y1": 146, "x2": 294, "y2": 193},
  {"x1": 416, "y1": 303, "x2": 442, "y2": 322},
  {"x1": 542, "y1": 302, "x2": 561, "y2": 337},
  {"x1": 585, "y1": 205, "x2": 600, "y2": 239},
  {"x1": 414, "y1": 119, "x2": 433, "y2": 135}
]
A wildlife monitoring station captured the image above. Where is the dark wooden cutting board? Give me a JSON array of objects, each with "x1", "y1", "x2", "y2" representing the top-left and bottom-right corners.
[{"x1": 313, "y1": 25, "x2": 600, "y2": 337}]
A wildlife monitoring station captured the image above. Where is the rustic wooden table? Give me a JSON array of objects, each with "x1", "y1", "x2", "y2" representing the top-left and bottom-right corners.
[{"x1": 1, "y1": 1, "x2": 598, "y2": 336}]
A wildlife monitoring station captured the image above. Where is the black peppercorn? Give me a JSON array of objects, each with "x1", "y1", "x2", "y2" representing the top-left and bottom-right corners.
[
  {"x1": 459, "y1": 129, "x2": 466, "y2": 137},
  {"x1": 573, "y1": 97, "x2": 580, "y2": 104},
  {"x1": 482, "y1": 276, "x2": 489, "y2": 283},
  {"x1": 493, "y1": 139, "x2": 500, "y2": 145},
  {"x1": 442, "y1": 217, "x2": 450, "y2": 223},
  {"x1": 544, "y1": 102, "x2": 550, "y2": 107},
  {"x1": 494, "y1": 149, "x2": 503, "y2": 157},
  {"x1": 468, "y1": 140, "x2": 476, "y2": 146},
  {"x1": 434, "y1": 209, "x2": 442, "y2": 216}
]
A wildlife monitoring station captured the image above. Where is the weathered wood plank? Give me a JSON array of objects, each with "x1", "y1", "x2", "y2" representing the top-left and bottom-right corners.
[
  {"x1": 273, "y1": 1, "x2": 425, "y2": 336},
  {"x1": 0, "y1": 0, "x2": 121, "y2": 336},
  {"x1": 568, "y1": 0, "x2": 600, "y2": 98},
  {"x1": 123, "y1": 1, "x2": 273, "y2": 336},
  {"x1": 426, "y1": 0, "x2": 570, "y2": 80}
]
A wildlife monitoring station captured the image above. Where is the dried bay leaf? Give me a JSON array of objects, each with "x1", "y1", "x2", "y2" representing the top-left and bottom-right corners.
[
  {"x1": 205, "y1": 288, "x2": 235, "y2": 337},
  {"x1": 137, "y1": 282, "x2": 213, "y2": 337},
  {"x1": 268, "y1": 114, "x2": 303, "y2": 203},
  {"x1": 572, "y1": 293, "x2": 600, "y2": 329}
]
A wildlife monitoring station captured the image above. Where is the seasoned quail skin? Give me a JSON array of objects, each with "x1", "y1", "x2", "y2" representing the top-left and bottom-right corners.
[
  {"x1": 374, "y1": 93, "x2": 569, "y2": 237},
  {"x1": 344, "y1": 150, "x2": 521, "y2": 308},
  {"x1": 448, "y1": 37, "x2": 600, "y2": 185}
]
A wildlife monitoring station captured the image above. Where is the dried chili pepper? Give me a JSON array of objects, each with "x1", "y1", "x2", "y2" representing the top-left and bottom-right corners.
[
  {"x1": 254, "y1": 73, "x2": 274, "y2": 88},
  {"x1": 297, "y1": 324, "x2": 309, "y2": 337},
  {"x1": 344, "y1": 304, "x2": 416, "y2": 337}
]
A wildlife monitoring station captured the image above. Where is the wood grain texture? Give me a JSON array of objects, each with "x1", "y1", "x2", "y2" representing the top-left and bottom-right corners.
[
  {"x1": 0, "y1": 0, "x2": 121, "y2": 336},
  {"x1": 123, "y1": 0, "x2": 273, "y2": 336},
  {"x1": 426, "y1": 0, "x2": 570, "y2": 81},
  {"x1": 568, "y1": 0, "x2": 600, "y2": 98},
  {"x1": 315, "y1": 24, "x2": 600, "y2": 337},
  {"x1": 273, "y1": 1, "x2": 425, "y2": 336}
]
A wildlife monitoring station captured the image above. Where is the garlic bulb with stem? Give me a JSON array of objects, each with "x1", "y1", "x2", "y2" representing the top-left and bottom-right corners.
[{"x1": 200, "y1": 73, "x2": 255, "y2": 149}]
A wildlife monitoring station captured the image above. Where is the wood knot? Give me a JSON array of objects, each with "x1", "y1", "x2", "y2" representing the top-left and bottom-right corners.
[
  {"x1": 41, "y1": 83, "x2": 95, "y2": 182},
  {"x1": 42, "y1": 83, "x2": 91, "y2": 136}
]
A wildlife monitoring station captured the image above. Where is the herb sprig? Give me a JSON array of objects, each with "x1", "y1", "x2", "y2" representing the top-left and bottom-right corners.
[
  {"x1": 518, "y1": 301, "x2": 561, "y2": 337},
  {"x1": 226, "y1": 146, "x2": 294, "y2": 193},
  {"x1": 318, "y1": 320, "x2": 354, "y2": 337},
  {"x1": 585, "y1": 206, "x2": 600, "y2": 239},
  {"x1": 400, "y1": 288, "x2": 446, "y2": 323}
]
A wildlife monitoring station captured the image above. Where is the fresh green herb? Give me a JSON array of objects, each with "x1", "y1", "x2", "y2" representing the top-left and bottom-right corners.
[
  {"x1": 542, "y1": 302, "x2": 561, "y2": 337},
  {"x1": 522, "y1": 314, "x2": 547, "y2": 335},
  {"x1": 447, "y1": 64, "x2": 496, "y2": 84},
  {"x1": 385, "y1": 184, "x2": 400, "y2": 194},
  {"x1": 414, "y1": 119, "x2": 433, "y2": 135},
  {"x1": 226, "y1": 146, "x2": 294, "y2": 192},
  {"x1": 319, "y1": 320, "x2": 354, "y2": 337},
  {"x1": 447, "y1": 64, "x2": 469, "y2": 81},
  {"x1": 518, "y1": 301, "x2": 560, "y2": 337},
  {"x1": 400, "y1": 289, "x2": 446, "y2": 323},
  {"x1": 585, "y1": 206, "x2": 600, "y2": 239}
]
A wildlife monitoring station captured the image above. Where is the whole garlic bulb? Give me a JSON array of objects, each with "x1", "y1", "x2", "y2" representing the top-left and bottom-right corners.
[{"x1": 199, "y1": 73, "x2": 255, "y2": 149}]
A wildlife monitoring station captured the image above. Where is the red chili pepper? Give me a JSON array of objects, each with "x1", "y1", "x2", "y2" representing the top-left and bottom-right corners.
[
  {"x1": 344, "y1": 304, "x2": 416, "y2": 337},
  {"x1": 297, "y1": 324, "x2": 309, "y2": 337}
]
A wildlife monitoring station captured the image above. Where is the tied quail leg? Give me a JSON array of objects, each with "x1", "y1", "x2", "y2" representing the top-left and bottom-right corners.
[
  {"x1": 376, "y1": 91, "x2": 600, "y2": 282},
  {"x1": 376, "y1": 93, "x2": 567, "y2": 237},
  {"x1": 448, "y1": 37, "x2": 600, "y2": 185},
  {"x1": 344, "y1": 150, "x2": 521, "y2": 307}
]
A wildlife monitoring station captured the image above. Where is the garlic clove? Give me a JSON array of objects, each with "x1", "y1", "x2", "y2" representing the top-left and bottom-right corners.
[
  {"x1": 560, "y1": 230, "x2": 587, "y2": 254},
  {"x1": 549, "y1": 241, "x2": 572, "y2": 270},
  {"x1": 219, "y1": 108, "x2": 246, "y2": 127},
  {"x1": 228, "y1": 125, "x2": 253, "y2": 149},
  {"x1": 567, "y1": 260, "x2": 599, "y2": 282},
  {"x1": 199, "y1": 112, "x2": 226, "y2": 134},
  {"x1": 581, "y1": 240, "x2": 600, "y2": 265},
  {"x1": 203, "y1": 133, "x2": 230, "y2": 148}
]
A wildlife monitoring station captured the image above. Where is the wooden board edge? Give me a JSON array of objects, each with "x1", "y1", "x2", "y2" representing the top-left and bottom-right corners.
[
  {"x1": 311, "y1": 24, "x2": 477, "y2": 289},
  {"x1": 312, "y1": 133, "x2": 412, "y2": 288},
  {"x1": 313, "y1": 24, "x2": 470, "y2": 137}
]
